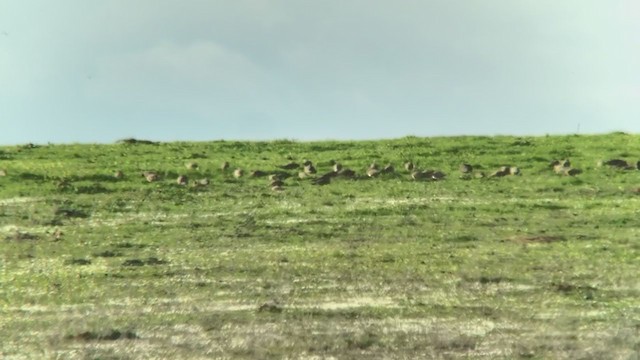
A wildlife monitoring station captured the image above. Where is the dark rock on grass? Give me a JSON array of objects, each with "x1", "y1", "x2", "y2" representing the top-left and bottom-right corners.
[
  {"x1": 65, "y1": 258, "x2": 92, "y2": 266},
  {"x1": 67, "y1": 329, "x2": 139, "y2": 341}
]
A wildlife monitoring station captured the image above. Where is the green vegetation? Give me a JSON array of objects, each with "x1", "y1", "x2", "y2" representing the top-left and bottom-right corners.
[{"x1": 1, "y1": 133, "x2": 639, "y2": 359}]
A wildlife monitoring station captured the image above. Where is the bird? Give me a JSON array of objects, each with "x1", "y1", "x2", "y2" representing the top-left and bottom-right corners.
[
  {"x1": 601, "y1": 159, "x2": 634, "y2": 170},
  {"x1": 551, "y1": 159, "x2": 572, "y2": 174},
  {"x1": 142, "y1": 171, "x2": 159, "y2": 182},
  {"x1": 304, "y1": 164, "x2": 317, "y2": 175},
  {"x1": 185, "y1": 162, "x2": 198, "y2": 170},
  {"x1": 552, "y1": 160, "x2": 567, "y2": 174},
  {"x1": 382, "y1": 163, "x2": 395, "y2": 174},
  {"x1": 278, "y1": 162, "x2": 300, "y2": 170},
  {"x1": 333, "y1": 162, "x2": 343, "y2": 173},
  {"x1": 489, "y1": 166, "x2": 510, "y2": 178},
  {"x1": 411, "y1": 170, "x2": 433, "y2": 181},
  {"x1": 459, "y1": 164, "x2": 473, "y2": 173},
  {"x1": 113, "y1": 170, "x2": 124, "y2": 179},
  {"x1": 404, "y1": 161, "x2": 415, "y2": 171},
  {"x1": 195, "y1": 178, "x2": 210, "y2": 186},
  {"x1": 221, "y1": 161, "x2": 230, "y2": 171},
  {"x1": 270, "y1": 179, "x2": 285, "y2": 187},
  {"x1": 313, "y1": 174, "x2": 332, "y2": 185},
  {"x1": 431, "y1": 171, "x2": 446, "y2": 180},
  {"x1": 366, "y1": 167, "x2": 381, "y2": 178},
  {"x1": 250, "y1": 170, "x2": 268, "y2": 177},
  {"x1": 233, "y1": 168, "x2": 244, "y2": 178},
  {"x1": 303, "y1": 159, "x2": 313, "y2": 167},
  {"x1": 563, "y1": 168, "x2": 582, "y2": 176},
  {"x1": 176, "y1": 175, "x2": 188, "y2": 186},
  {"x1": 337, "y1": 168, "x2": 356, "y2": 178},
  {"x1": 509, "y1": 167, "x2": 521, "y2": 176}
]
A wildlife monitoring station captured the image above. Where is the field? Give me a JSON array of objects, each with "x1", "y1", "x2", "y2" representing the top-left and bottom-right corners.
[{"x1": 1, "y1": 133, "x2": 639, "y2": 359}]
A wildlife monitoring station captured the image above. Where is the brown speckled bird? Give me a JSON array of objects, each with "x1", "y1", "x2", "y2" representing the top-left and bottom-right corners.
[
  {"x1": 142, "y1": 171, "x2": 159, "y2": 182},
  {"x1": 176, "y1": 175, "x2": 188, "y2": 186}
]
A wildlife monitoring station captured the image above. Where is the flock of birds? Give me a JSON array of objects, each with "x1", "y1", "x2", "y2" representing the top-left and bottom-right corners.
[
  {"x1": 120, "y1": 157, "x2": 640, "y2": 192},
  {"x1": 0, "y1": 155, "x2": 638, "y2": 193}
]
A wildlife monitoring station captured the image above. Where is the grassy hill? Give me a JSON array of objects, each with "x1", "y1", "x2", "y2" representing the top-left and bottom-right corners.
[{"x1": 1, "y1": 133, "x2": 639, "y2": 359}]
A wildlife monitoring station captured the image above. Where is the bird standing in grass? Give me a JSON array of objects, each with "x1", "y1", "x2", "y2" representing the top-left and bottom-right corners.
[
  {"x1": 221, "y1": 161, "x2": 230, "y2": 171},
  {"x1": 404, "y1": 161, "x2": 415, "y2": 171},
  {"x1": 194, "y1": 178, "x2": 210, "y2": 186},
  {"x1": 366, "y1": 167, "x2": 380, "y2": 178},
  {"x1": 382, "y1": 163, "x2": 395, "y2": 174},
  {"x1": 459, "y1": 164, "x2": 473, "y2": 174},
  {"x1": 142, "y1": 171, "x2": 159, "y2": 182},
  {"x1": 304, "y1": 164, "x2": 317, "y2": 175},
  {"x1": 367, "y1": 162, "x2": 381, "y2": 177},
  {"x1": 233, "y1": 168, "x2": 244, "y2": 178},
  {"x1": 177, "y1": 175, "x2": 188, "y2": 186}
]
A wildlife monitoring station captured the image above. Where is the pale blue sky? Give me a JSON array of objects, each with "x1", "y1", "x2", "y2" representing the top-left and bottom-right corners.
[{"x1": 1, "y1": 1, "x2": 638, "y2": 144}]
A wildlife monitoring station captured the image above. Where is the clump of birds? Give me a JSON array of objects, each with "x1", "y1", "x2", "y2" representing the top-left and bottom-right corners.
[{"x1": 19, "y1": 154, "x2": 637, "y2": 194}]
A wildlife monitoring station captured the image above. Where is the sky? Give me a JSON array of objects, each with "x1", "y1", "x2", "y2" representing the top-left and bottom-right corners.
[{"x1": 1, "y1": 1, "x2": 639, "y2": 144}]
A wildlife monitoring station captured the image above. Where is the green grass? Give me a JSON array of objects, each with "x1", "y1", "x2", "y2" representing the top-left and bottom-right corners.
[{"x1": 1, "y1": 133, "x2": 640, "y2": 359}]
